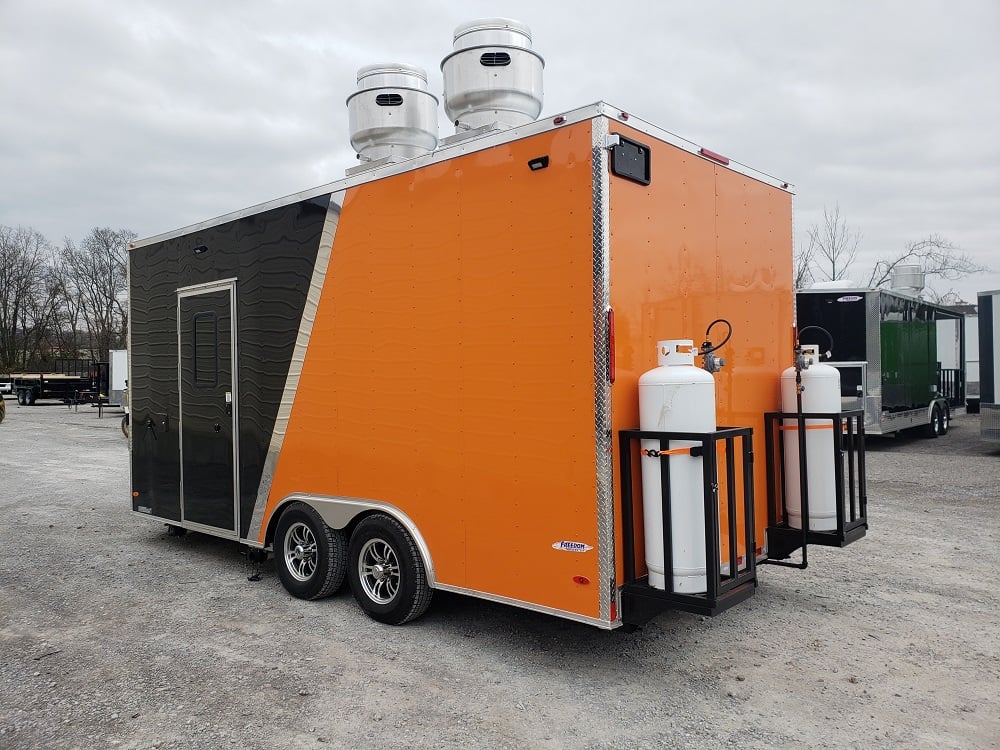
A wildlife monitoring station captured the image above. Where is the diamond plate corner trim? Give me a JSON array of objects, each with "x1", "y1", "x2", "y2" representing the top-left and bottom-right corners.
[
  {"x1": 247, "y1": 191, "x2": 345, "y2": 542},
  {"x1": 591, "y1": 117, "x2": 615, "y2": 622}
]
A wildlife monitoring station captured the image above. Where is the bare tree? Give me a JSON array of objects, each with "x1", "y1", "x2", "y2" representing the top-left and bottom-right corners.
[
  {"x1": 866, "y1": 234, "x2": 989, "y2": 297},
  {"x1": 49, "y1": 239, "x2": 87, "y2": 358},
  {"x1": 60, "y1": 227, "x2": 133, "y2": 362},
  {"x1": 808, "y1": 204, "x2": 861, "y2": 283},
  {"x1": 0, "y1": 225, "x2": 57, "y2": 371},
  {"x1": 793, "y1": 236, "x2": 816, "y2": 290}
]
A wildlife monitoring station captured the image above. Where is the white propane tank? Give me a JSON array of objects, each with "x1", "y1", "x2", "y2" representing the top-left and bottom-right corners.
[
  {"x1": 781, "y1": 345, "x2": 842, "y2": 530},
  {"x1": 638, "y1": 340, "x2": 716, "y2": 593}
]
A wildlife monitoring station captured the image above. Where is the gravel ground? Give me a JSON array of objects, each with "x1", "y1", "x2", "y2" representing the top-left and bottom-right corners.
[{"x1": 1, "y1": 399, "x2": 998, "y2": 749}]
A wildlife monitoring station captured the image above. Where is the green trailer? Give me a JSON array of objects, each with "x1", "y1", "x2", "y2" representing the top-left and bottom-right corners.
[{"x1": 797, "y1": 286, "x2": 965, "y2": 437}]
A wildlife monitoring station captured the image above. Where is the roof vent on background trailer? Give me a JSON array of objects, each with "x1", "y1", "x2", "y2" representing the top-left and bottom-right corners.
[
  {"x1": 890, "y1": 264, "x2": 926, "y2": 295},
  {"x1": 346, "y1": 63, "x2": 439, "y2": 169},
  {"x1": 441, "y1": 18, "x2": 544, "y2": 133}
]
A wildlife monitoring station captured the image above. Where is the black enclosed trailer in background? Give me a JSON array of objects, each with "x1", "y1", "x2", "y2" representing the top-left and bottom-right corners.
[{"x1": 797, "y1": 286, "x2": 964, "y2": 437}]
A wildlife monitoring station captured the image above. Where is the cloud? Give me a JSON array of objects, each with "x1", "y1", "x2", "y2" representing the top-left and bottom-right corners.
[{"x1": 1, "y1": 0, "x2": 997, "y2": 299}]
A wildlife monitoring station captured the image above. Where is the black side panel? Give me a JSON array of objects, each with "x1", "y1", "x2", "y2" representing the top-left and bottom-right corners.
[
  {"x1": 130, "y1": 196, "x2": 331, "y2": 535},
  {"x1": 981, "y1": 294, "x2": 995, "y2": 404}
]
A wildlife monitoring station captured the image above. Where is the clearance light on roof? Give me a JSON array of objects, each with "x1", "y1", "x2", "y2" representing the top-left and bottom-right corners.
[{"x1": 699, "y1": 147, "x2": 730, "y2": 165}]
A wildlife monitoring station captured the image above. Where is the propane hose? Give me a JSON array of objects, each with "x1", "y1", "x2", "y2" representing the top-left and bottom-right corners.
[
  {"x1": 797, "y1": 325, "x2": 834, "y2": 360},
  {"x1": 700, "y1": 319, "x2": 732, "y2": 354}
]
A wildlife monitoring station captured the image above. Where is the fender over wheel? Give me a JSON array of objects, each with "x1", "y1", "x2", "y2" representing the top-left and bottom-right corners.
[
  {"x1": 274, "y1": 502, "x2": 348, "y2": 600},
  {"x1": 348, "y1": 514, "x2": 432, "y2": 625}
]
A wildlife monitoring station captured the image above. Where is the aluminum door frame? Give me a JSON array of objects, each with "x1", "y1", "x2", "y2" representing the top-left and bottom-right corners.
[{"x1": 177, "y1": 277, "x2": 240, "y2": 537}]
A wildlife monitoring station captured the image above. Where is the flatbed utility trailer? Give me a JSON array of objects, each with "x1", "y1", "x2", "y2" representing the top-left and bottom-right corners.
[
  {"x1": 129, "y1": 20, "x2": 866, "y2": 629},
  {"x1": 797, "y1": 286, "x2": 965, "y2": 437},
  {"x1": 10, "y1": 359, "x2": 108, "y2": 406},
  {"x1": 978, "y1": 290, "x2": 1000, "y2": 441}
]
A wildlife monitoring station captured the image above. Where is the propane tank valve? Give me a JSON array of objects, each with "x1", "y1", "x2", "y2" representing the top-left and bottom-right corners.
[{"x1": 701, "y1": 350, "x2": 726, "y2": 374}]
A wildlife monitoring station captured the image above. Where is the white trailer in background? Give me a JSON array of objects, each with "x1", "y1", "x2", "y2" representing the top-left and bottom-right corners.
[
  {"x1": 108, "y1": 349, "x2": 128, "y2": 407},
  {"x1": 978, "y1": 290, "x2": 1000, "y2": 441},
  {"x1": 964, "y1": 312, "x2": 980, "y2": 412}
]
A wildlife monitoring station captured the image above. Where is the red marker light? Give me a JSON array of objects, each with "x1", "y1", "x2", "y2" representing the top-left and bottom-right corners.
[
  {"x1": 572, "y1": 576, "x2": 591, "y2": 585},
  {"x1": 607, "y1": 308, "x2": 616, "y2": 383},
  {"x1": 553, "y1": 116, "x2": 565, "y2": 125},
  {"x1": 699, "y1": 147, "x2": 730, "y2": 165}
]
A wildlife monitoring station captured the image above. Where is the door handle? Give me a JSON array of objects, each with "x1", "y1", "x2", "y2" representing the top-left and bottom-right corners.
[{"x1": 214, "y1": 423, "x2": 221, "y2": 433}]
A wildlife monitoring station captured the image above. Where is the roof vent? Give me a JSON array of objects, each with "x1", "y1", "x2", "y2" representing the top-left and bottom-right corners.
[
  {"x1": 890, "y1": 264, "x2": 926, "y2": 295},
  {"x1": 346, "y1": 63, "x2": 439, "y2": 167},
  {"x1": 441, "y1": 18, "x2": 544, "y2": 133}
]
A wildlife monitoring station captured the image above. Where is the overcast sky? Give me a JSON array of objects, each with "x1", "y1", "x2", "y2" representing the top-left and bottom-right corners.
[{"x1": 1, "y1": 0, "x2": 997, "y2": 303}]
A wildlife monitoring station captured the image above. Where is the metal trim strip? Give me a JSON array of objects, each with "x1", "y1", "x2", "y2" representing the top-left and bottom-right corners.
[
  {"x1": 176, "y1": 277, "x2": 239, "y2": 297},
  {"x1": 591, "y1": 116, "x2": 615, "y2": 624},
  {"x1": 432, "y1": 582, "x2": 618, "y2": 630},
  {"x1": 247, "y1": 194, "x2": 344, "y2": 543}
]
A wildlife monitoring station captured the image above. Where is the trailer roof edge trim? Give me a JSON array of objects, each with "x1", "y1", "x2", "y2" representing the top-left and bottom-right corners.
[{"x1": 131, "y1": 101, "x2": 794, "y2": 250}]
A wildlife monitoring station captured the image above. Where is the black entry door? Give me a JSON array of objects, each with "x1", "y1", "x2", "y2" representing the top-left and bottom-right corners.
[{"x1": 179, "y1": 284, "x2": 237, "y2": 532}]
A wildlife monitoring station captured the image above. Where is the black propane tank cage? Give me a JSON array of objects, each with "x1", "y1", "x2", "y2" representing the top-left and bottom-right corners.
[
  {"x1": 618, "y1": 426, "x2": 757, "y2": 628},
  {"x1": 762, "y1": 409, "x2": 868, "y2": 568}
]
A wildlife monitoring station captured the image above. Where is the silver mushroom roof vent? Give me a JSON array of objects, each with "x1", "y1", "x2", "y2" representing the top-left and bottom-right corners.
[
  {"x1": 890, "y1": 264, "x2": 926, "y2": 295},
  {"x1": 346, "y1": 63, "x2": 439, "y2": 170},
  {"x1": 440, "y1": 18, "x2": 544, "y2": 133}
]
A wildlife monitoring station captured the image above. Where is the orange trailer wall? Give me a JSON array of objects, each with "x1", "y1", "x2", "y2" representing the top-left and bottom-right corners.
[
  {"x1": 264, "y1": 121, "x2": 607, "y2": 619},
  {"x1": 607, "y1": 124, "x2": 794, "y2": 582}
]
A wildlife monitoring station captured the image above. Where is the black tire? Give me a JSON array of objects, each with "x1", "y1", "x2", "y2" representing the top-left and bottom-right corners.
[
  {"x1": 165, "y1": 524, "x2": 187, "y2": 537},
  {"x1": 16, "y1": 390, "x2": 26, "y2": 406},
  {"x1": 939, "y1": 406, "x2": 949, "y2": 436},
  {"x1": 26, "y1": 390, "x2": 35, "y2": 405},
  {"x1": 274, "y1": 502, "x2": 347, "y2": 600},
  {"x1": 348, "y1": 514, "x2": 432, "y2": 625},
  {"x1": 924, "y1": 405, "x2": 942, "y2": 438},
  {"x1": 121, "y1": 414, "x2": 130, "y2": 439}
]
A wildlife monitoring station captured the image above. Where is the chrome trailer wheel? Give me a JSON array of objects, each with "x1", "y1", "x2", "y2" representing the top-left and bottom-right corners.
[
  {"x1": 274, "y1": 502, "x2": 347, "y2": 600},
  {"x1": 348, "y1": 514, "x2": 432, "y2": 625}
]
